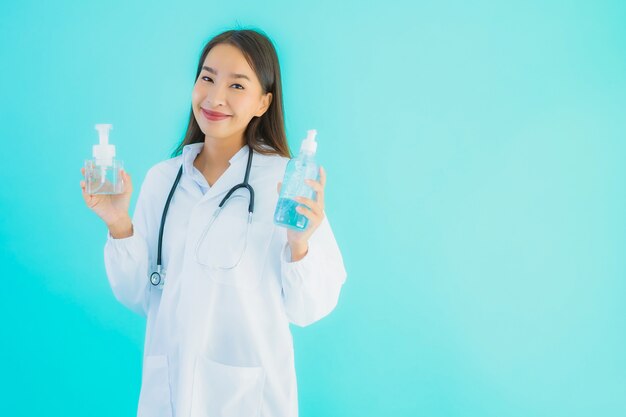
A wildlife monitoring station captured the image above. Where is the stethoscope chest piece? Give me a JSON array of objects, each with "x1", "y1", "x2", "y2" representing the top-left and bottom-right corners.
[{"x1": 150, "y1": 271, "x2": 163, "y2": 288}]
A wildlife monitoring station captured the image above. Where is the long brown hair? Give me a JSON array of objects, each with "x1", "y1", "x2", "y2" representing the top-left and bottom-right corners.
[{"x1": 171, "y1": 29, "x2": 291, "y2": 158}]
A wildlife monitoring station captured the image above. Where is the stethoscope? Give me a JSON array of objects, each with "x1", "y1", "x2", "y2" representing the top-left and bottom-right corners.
[{"x1": 149, "y1": 145, "x2": 255, "y2": 288}]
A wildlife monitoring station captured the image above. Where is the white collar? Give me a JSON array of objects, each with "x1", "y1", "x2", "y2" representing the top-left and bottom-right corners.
[{"x1": 181, "y1": 143, "x2": 251, "y2": 177}]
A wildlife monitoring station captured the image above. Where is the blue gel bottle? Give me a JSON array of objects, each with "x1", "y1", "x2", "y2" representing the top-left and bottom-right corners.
[{"x1": 274, "y1": 129, "x2": 320, "y2": 230}]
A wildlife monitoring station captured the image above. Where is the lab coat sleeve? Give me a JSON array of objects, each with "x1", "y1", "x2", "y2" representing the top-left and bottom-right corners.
[
  {"x1": 280, "y1": 214, "x2": 347, "y2": 327},
  {"x1": 103, "y1": 168, "x2": 158, "y2": 317}
]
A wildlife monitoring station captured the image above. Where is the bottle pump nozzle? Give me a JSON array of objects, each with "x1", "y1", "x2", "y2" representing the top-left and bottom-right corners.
[
  {"x1": 300, "y1": 129, "x2": 318, "y2": 154},
  {"x1": 93, "y1": 124, "x2": 115, "y2": 167}
]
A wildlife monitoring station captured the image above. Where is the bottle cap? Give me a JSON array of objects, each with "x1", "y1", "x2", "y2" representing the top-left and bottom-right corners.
[
  {"x1": 93, "y1": 124, "x2": 115, "y2": 166},
  {"x1": 300, "y1": 129, "x2": 317, "y2": 154}
]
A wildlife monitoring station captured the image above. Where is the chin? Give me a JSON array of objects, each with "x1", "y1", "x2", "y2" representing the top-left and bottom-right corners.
[{"x1": 199, "y1": 126, "x2": 235, "y2": 140}]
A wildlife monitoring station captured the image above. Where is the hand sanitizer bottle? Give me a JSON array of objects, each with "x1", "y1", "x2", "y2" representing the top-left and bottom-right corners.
[
  {"x1": 274, "y1": 129, "x2": 320, "y2": 230},
  {"x1": 84, "y1": 124, "x2": 124, "y2": 194}
]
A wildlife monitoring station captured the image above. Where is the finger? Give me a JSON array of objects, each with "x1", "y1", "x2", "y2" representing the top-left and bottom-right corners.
[
  {"x1": 121, "y1": 170, "x2": 133, "y2": 194},
  {"x1": 319, "y1": 166, "x2": 326, "y2": 187},
  {"x1": 81, "y1": 185, "x2": 94, "y2": 206},
  {"x1": 81, "y1": 167, "x2": 85, "y2": 176},
  {"x1": 295, "y1": 196, "x2": 323, "y2": 216},
  {"x1": 295, "y1": 204, "x2": 314, "y2": 220},
  {"x1": 295, "y1": 205, "x2": 322, "y2": 226},
  {"x1": 277, "y1": 181, "x2": 282, "y2": 195},
  {"x1": 304, "y1": 179, "x2": 325, "y2": 207},
  {"x1": 304, "y1": 179, "x2": 324, "y2": 194}
]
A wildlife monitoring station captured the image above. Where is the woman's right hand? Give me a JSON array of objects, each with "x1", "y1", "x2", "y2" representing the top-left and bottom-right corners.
[{"x1": 80, "y1": 168, "x2": 134, "y2": 235}]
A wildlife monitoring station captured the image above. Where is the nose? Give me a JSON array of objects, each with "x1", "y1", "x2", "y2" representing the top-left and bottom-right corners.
[{"x1": 203, "y1": 82, "x2": 228, "y2": 107}]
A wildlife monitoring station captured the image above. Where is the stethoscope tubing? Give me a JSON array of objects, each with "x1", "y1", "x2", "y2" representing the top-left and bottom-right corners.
[{"x1": 150, "y1": 145, "x2": 255, "y2": 287}]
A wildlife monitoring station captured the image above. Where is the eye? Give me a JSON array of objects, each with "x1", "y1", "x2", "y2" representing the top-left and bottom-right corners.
[
  {"x1": 231, "y1": 84, "x2": 244, "y2": 90},
  {"x1": 201, "y1": 76, "x2": 213, "y2": 82}
]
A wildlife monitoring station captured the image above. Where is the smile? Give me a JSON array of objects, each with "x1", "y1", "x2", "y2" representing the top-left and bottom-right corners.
[{"x1": 201, "y1": 108, "x2": 232, "y2": 121}]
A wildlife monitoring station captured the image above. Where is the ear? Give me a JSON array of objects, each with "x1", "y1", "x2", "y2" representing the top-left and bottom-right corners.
[{"x1": 254, "y1": 92, "x2": 273, "y2": 117}]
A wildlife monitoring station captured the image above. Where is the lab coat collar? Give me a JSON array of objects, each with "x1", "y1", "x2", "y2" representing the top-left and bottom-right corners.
[
  {"x1": 181, "y1": 142, "x2": 277, "y2": 203},
  {"x1": 181, "y1": 143, "x2": 248, "y2": 176},
  {"x1": 181, "y1": 141, "x2": 276, "y2": 175}
]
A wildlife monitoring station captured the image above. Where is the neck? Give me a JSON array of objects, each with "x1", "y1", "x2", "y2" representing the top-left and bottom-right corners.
[{"x1": 195, "y1": 134, "x2": 246, "y2": 170}]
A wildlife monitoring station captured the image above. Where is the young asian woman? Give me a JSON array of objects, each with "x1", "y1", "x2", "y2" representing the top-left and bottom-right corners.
[{"x1": 80, "y1": 29, "x2": 347, "y2": 417}]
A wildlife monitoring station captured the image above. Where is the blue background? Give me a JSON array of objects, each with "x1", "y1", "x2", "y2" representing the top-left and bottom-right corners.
[{"x1": 1, "y1": 0, "x2": 625, "y2": 416}]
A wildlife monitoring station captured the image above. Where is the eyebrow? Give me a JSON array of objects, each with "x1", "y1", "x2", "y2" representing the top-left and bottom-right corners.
[{"x1": 202, "y1": 66, "x2": 251, "y2": 81}]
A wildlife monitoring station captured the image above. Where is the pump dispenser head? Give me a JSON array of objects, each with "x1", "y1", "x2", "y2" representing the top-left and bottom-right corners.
[
  {"x1": 300, "y1": 129, "x2": 318, "y2": 154},
  {"x1": 93, "y1": 124, "x2": 115, "y2": 166}
]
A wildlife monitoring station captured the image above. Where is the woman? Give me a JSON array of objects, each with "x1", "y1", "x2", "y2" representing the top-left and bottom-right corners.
[{"x1": 80, "y1": 29, "x2": 347, "y2": 417}]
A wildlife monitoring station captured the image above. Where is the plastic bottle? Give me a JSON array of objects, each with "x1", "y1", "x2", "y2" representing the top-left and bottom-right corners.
[
  {"x1": 274, "y1": 129, "x2": 320, "y2": 230},
  {"x1": 84, "y1": 124, "x2": 124, "y2": 194}
]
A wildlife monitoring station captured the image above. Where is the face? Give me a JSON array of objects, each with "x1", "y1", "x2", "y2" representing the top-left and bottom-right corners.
[{"x1": 192, "y1": 43, "x2": 272, "y2": 144}]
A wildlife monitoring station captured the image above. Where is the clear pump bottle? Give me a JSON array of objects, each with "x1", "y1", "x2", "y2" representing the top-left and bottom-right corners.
[
  {"x1": 84, "y1": 124, "x2": 124, "y2": 195},
  {"x1": 274, "y1": 129, "x2": 320, "y2": 230}
]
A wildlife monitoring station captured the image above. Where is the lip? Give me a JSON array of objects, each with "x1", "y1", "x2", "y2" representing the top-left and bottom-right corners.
[{"x1": 201, "y1": 108, "x2": 232, "y2": 121}]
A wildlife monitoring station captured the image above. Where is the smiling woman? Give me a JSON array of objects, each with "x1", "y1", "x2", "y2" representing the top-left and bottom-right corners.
[
  {"x1": 173, "y1": 30, "x2": 291, "y2": 160},
  {"x1": 189, "y1": 42, "x2": 278, "y2": 186},
  {"x1": 79, "y1": 28, "x2": 347, "y2": 417}
]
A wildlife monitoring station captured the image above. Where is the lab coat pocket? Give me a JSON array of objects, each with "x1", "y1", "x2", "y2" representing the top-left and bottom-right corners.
[
  {"x1": 190, "y1": 355, "x2": 266, "y2": 417},
  {"x1": 137, "y1": 355, "x2": 173, "y2": 417}
]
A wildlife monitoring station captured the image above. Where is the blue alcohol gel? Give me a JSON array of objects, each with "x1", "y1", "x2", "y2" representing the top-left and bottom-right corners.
[{"x1": 274, "y1": 129, "x2": 319, "y2": 230}]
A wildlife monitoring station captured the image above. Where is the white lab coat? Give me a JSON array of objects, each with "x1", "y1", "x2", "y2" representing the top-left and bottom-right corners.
[{"x1": 103, "y1": 143, "x2": 347, "y2": 417}]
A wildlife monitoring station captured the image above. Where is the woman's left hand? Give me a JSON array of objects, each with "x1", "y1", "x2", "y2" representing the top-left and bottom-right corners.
[{"x1": 276, "y1": 166, "x2": 326, "y2": 261}]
